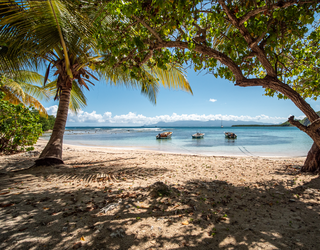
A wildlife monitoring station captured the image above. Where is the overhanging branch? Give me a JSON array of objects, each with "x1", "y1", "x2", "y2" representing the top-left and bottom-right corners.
[
  {"x1": 308, "y1": 117, "x2": 320, "y2": 132},
  {"x1": 133, "y1": 15, "x2": 163, "y2": 42},
  {"x1": 239, "y1": 0, "x2": 315, "y2": 25},
  {"x1": 288, "y1": 115, "x2": 308, "y2": 132},
  {"x1": 154, "y1": 40, "x2": 245, "y2": 81},
  {"x1": 138, "y1": 50, "x2": 153, "y2": 66}
]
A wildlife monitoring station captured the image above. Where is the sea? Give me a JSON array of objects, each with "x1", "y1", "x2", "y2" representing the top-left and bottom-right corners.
[{"x1": 41, "y1": 126, "x2": 313, "y2": 157}]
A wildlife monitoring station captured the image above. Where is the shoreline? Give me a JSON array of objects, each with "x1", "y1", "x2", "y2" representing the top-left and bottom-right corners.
[{"x1": 39, "y1": 138, "x2": 308, "y2": 159}]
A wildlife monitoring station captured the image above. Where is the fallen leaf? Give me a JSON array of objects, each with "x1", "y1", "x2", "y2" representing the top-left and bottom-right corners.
[
  {"x1": 0, "y1": 192, "x2": 10, "y2": 195},
  {"x1": 43, "y1": 207, "x2": 50, "y2": 210},
  {"x1": 182, "y1": 220, "x2": 189, "y2": 225},
  {"x1": 0, "y1": 203, "x2": 14, "y2": 207}
]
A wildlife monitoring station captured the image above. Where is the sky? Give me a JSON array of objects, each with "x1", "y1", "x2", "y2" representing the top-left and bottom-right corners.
[{"x1": 44, "y1": 68, "x2": 320, "y2": 127}]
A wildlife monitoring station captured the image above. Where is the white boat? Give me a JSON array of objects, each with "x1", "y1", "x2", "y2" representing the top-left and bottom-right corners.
[
  {"x1": 156, "y1": 132, "x2": 172, "y2": 139},
  {"x1": 224, "y1": 132, "x2": 237, "y2": 139},
  {"x1": 192, "y1": 132, "x2": 205, "y2": 138}
]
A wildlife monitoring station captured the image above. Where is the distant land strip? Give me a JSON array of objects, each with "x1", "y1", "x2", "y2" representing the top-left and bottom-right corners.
[{"x1": 232, "y1": 124, "x2": 291, "y2": 127}]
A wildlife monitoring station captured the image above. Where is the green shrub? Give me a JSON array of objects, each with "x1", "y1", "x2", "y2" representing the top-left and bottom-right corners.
[
  {"x1": 32, "y1": 110, "x2": 55, "y2": 131},
  {"x1": 40, "y1": 114, "x2": 55, "y2": 131},
  {"x1": 0, "y1": 90, "x2": 42, "y2": 154}
]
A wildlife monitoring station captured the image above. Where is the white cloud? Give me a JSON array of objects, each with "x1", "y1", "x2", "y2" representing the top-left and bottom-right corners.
[
  {"x1": 45, "y1": 105, "x2": 297, "y2": 125},
  {"x1": 46, "y1": 105, "x2": 58, "y2": 116},
  {"x1": 209, "y1": 99, "x2": 217, "y2": 103},
  {"x1": 68, "y1": 110, "x2": 112, "y2": 123}
]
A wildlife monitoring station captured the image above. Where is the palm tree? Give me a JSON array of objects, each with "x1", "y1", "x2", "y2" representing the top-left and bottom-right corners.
[
  {"x1": 0, "y1": 0, "x2": 192, "y2": 165},
  {"x1": 0, "y1": 71, "x2": 52, "y2": 116},
  {"x1": 0, "y1": 70, "x2": 95, "y2": 118}
]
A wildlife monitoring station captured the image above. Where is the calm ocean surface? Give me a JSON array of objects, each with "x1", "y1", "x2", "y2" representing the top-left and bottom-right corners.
[{"x1": 41, "y1": 126, "x2": 312, "y2": 157}]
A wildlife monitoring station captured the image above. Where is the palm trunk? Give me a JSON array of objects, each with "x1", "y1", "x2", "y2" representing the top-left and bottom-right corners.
[{"x1": 35, "y1": 86, "x2": 71, "y2": 166}]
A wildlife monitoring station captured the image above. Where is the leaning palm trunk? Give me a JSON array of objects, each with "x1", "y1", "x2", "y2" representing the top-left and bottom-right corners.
[{"x1": 36, "y1": 86, "x2": 71, "y2": 165}]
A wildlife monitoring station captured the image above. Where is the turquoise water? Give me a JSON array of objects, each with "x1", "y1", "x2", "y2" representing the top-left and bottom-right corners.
[{"x1": 41, "y1": 126, "x2": 312, "y2": 157}]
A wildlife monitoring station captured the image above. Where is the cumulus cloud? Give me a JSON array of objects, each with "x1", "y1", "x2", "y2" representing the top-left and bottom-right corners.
[
  {"x1": 209, "y1": 99, "x2": 217, "y2": 103},
  {"x1": 68, "y1": 110, "x2": 112, "y2": 123},
  {"x1": 45, "y1": 105, "x2": 296, "y2": 125},
  {"x1": 46, "y1": 105, "x2": 58, "y2": 116}
]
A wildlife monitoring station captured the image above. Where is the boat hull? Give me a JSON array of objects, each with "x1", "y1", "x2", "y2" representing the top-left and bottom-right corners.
[
  {"x1": 156, "y1": 132, "x2": 173, "y2": 139},
  {"x1": 224, "y1": 132, "x2": 237, "y2": 139},
  {"x1": 192, "y1": 133, "x2": 204, "y2": 139}
]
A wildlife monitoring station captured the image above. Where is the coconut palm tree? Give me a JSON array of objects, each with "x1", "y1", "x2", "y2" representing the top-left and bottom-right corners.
[
  {"x1": 0, "y1": 70, "x2": 94, "y2": 118},
  {"x1": 0, "y1": 0, "x2": 192, "y2": 165},
  {"x1": 0, "y1": 71, "x2": 52, "y2": 116}
]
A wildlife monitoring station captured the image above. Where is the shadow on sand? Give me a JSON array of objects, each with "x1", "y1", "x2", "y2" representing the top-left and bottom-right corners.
[{"x1": 0, "y1": 158, "x2": 319, "y2": 249}]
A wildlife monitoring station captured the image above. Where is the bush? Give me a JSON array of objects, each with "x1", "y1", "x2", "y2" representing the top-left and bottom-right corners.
[
  {"x1": 32, "y1": 110, "x2": 55, "y2": 131},
  {"x1": 40, "y1": 114, "x2": 55, "y2": 131},
  {"x1": 0, "y1": 91, "x2": 42, "y2": 154}
]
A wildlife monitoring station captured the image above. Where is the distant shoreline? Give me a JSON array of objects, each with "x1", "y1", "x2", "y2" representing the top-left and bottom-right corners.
[{"x1": 232, "y1": 124, "x2": 292, "y2": 127}]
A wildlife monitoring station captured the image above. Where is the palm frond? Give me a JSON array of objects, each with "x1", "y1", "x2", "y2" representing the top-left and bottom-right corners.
[
  {"x1": 144, "y1": 64, "x2": 192, "y2": 94},
  {"x1": 0, "y1": 0, "x2": 97, "y2": 72},
  {"x1": 1, "y1": 86, "x2": 23, "y2": 105},
  {"x1": 45, "y1": 79, "x2": 87, "y2": 113},
  {"x1": 69, "y1": 81, "x2": 87, "y2": 113},
  {"x1": 23, "y1": 93, "x2": 48, "y2": 116}
]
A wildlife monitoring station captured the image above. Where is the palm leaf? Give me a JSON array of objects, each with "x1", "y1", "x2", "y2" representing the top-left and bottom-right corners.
[
  {"x1": 0, "y1": 0, "x2": 97, "y2": 72},
  {"x1": 69, "y1": 81, "x2": 87, "y2": 113},
  {"x1": 45, "y1": 80, "x2": 87, "y2": 113}
]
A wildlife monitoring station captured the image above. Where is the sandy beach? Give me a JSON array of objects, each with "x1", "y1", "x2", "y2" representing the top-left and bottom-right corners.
[{"x1": 0, "y1": 139, "x2": 319, "y2": 250}]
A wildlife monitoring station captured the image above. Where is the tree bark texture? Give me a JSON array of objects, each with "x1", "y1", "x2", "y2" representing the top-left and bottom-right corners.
[
  {"x1": 35, "y1": 87, "x2": 71, "y2": 166},
  {"x1": 302, "y1": 142, "x2": 320, "y2": 172}
]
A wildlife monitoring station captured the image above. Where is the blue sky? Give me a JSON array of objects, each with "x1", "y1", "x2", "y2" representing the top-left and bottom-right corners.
[{"x1": 44, "y1": 68, "x2": 320, "y2": 126}]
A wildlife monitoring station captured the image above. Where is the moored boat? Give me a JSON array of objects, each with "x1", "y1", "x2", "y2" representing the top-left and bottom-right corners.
[
  {"x1": 192, "y1": 132, "x2": 205, "y2": 138},
  {"x1": 156, "y1": 132, "x2": 173, "y2": 139},
  {"x1": 224, "y1": 132, "x2": 237, "y2": 139}
]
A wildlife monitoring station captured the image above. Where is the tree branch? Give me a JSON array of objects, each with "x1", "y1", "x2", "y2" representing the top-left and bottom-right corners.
[
  {"x1": 242, "y1": 51, "x2": 257, "y2": 62},
  {"x1": 288, "y1": 115, "x2": 308, "y2": 132},
  {"x1": 132, "y1": 15, "x2": 163, "y2": 42},
  {"x1": 218, "y1": 0, "x2": 277, "y2": 77},
  {"x1": 252, "y1": 18, "x2": 274, "y2": 47},
  {"x1": 137, "y1": 50, "x2": 153, "y2": 66},
  {"x1": 239, "y1": 0, "x2": 315, "y2": 25},
  {"x1": 236, "y1": 75, "x2": 319, "y2": 122},
  {"x1": 308, "y1": 117, "x2": 320, "y2": 132},
  {"x1": 277, "y1": 60, "x2": 291, "y2": 73},
  {"x1": 112, "y1": 49, "x2": 136, "y2": 69},
  {"x1": 154, "y1": 40, "x2": 245, "y2": 81}
]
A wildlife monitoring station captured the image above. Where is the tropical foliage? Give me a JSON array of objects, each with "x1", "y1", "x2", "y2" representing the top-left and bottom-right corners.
[
  {"x1": 0, "y1": 72, "x2": 53, "y2": 116},
  {"x1": 99, "y1": 0, "x2": 320, "y2": 171},
  {"x1": 0, "y1": 0, "x2": 192, "y2": 165},
  {"x1": 0, "y1": 88, "x2": 42, "y2": 154},
  {"x1": 31, "y1": 109, "x2": 56, "y2": 132}
]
